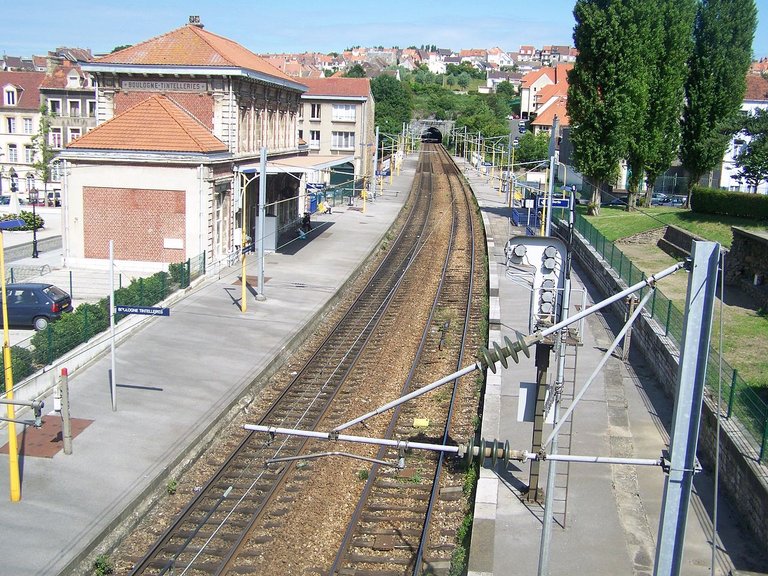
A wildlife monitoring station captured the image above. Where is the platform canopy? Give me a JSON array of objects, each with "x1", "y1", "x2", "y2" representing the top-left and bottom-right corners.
[{"x1": 239, "y1": 155, "x2": 354, "y2": 175}]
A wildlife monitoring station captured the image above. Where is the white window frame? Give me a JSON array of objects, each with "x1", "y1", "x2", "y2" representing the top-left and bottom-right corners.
[
  {"x1": 4, "y1": 88, "x2": 16, "y2": 106},
  {"x1": 23, "y1": 117, "x2": 33, "y2": 134},
  {"x1": 8, "y1": 144, "x2": 18, "y2": 163},
  {"x1": 50, "y1": 128, "x2": 62, "y2": 148},
  {"x1": 68, "y1": 127, "x2": 81, "y2": 142},
  {"x1": 25, "y1": 145, "x2": 34, "y2": 163},
  {"x1": 309, "y1": 130, "x2": 321, "y2": 150},
  {"x1": 67, "y1": 99, "x2": 81, "y2": 118},
  {"x1": 48, "y1": 98, "x2": 62, "y2": 116},
  {"x1": 332, "y1": 104, "x2": 356, "y2": 122},
  {"x1": 331, "y1": 131, "x2": 355, "y2": 150},
  {"x1": 6, "y1": 117, "x2": 15, "y2": 134},
  {"x1": 87, "y1": 99, "x2": 96, "y2": 118},
  {"x1": 310, "y1": 103, "x2": 321, "y2": 120}
]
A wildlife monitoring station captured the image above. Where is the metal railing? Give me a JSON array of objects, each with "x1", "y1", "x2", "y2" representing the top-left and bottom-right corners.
[{"x1": 573, "y1": 213, "x2": 768, "y2": 461}]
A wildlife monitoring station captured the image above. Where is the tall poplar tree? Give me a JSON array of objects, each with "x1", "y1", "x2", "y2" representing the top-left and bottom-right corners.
[
  {"x1": 567, "y1": 0, "x2": 644, "y2": 214},
  {"x1": 680, "y1": 0, "x2": 757, "y2": 203},
  {"x1": 631, "y1": 0, "x2": 697, "y2": 208}
]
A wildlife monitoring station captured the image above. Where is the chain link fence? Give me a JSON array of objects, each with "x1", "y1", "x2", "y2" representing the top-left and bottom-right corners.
[{"x1": 574, "y1": 213, "x2": 768, "y2": 461}]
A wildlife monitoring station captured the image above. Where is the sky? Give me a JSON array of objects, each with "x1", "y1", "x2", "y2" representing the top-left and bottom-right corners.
[{"x1": 2, "y1": 0, "x2": 768, "y2": 59}]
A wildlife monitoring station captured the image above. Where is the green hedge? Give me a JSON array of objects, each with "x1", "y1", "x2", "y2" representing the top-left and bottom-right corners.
[
  {"x1": 0, "y1": 346, "x2": 36, "y2": 393},
  {"x1": 690, "y1": 185, "x2": 768, "y2": 219}
]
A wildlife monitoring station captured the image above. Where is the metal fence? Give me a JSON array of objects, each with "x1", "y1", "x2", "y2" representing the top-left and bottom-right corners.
[{"x1": 573, "y1": 213, "x2": 768, "y2": 461}]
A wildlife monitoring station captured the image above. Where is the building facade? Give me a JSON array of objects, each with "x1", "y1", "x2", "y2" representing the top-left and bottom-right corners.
[
  {"x1": 0, "y1": 71, "x2": 46, "y2": 199},
  {"x1": 60, "y1": 21, "x2": 315, "y2": 270},
  {"x1": 297, "y1": 77, "x2": 375, "y2": 187},
  {"x1": 719, "y1": 75, "x2": 768, "y2": 195}
]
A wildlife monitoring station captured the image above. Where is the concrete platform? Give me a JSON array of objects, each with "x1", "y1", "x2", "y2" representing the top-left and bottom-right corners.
[
  {"x1": 0, "y1": 159, "x2": 416, "y2": 576},
  {"x1": 459, "y1": 156, "x2": 768, "y2": 575}
]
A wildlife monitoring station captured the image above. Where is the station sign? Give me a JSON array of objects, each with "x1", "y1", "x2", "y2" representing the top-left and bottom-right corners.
[
  {"x1": 116, "y1": 305, "x2": 170, "y2": 317},
  {"x1": 537, "y1": 197, "x2": 570, "y2": 209}
]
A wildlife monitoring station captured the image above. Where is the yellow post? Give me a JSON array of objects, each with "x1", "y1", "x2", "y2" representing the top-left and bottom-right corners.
[
  {"x1": 362, "y1": 188, "x2": 367, "y2": 213},
  {"x1": 507, "y1": 144, "x2": 516, "y2": 208},
  {"x1": 490, "y1": 146, "x2": 496, "y2": 185},
  {"x1": 0, "y1": 232, "x2": 21, "y2": 501}
]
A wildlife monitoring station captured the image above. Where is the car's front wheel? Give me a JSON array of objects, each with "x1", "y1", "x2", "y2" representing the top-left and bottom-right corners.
[{"x1": 33, "y1": 316, "x2": 49, "y2": 331}]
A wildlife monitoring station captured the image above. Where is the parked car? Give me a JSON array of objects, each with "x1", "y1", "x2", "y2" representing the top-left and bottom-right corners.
[
  {"x1": 0, "y1": 196, "x2": 27, "y2": 206},
  {"x1": 46, "y1": 191, "x2": 61, "y2": 207},
  {"x1": 1, "y1": 283, "x2": 73, "y2": 330},
  {"x1": 651, "y1": 193, "x2": 669, "y2": 206}
]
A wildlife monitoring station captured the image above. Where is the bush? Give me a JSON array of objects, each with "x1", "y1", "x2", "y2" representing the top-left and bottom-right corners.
[
  {"x1": 690, "y1": 185, "x2": 768, "y2": 219},
  {"x1": 0, "y1": 346, "x2": 36, "y2": 393},
  {"x1": 31, "y1": 302, "x2": 109, "y2": 365}
]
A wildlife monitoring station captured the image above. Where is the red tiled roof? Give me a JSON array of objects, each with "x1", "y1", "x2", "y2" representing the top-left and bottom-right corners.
[
  {"x1": 40, "y1": 61, "x2": 87, "y2": 89},
  {"x1": 0, "y1": 71, "x2": 45, "y2": 110},
  {"x1": 300, "y1": 77, "x2": 371, "y2": 98},
  {"x1": 67, "y1": 94, "x2": 228, "y2": 153},
  {"x1": 95, "y1": 25, "x2": 294, "y2": 83},
  {"x1": 521, "y1": 68, "x2": 555, "y2": 87},
  {"x1": 531, "y1": 97, "x2": 569, "y2": 127},
  {"x1": 745, "y1": 74, "x2": 768, "y2": 101}
]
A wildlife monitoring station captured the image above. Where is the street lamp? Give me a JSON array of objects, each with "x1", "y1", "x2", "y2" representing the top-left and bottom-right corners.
[{"x1": 28, "y1": 188, "x2": 39, "y2": 258}]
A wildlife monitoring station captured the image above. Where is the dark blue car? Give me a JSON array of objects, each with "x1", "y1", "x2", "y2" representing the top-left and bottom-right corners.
[{"x1": 2, "y1": 283, "x2": 73, "y2": 330}]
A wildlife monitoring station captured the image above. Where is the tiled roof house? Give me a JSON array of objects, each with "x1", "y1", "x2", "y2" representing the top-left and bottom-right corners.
[
  {"x1": 59, "y1": 21, "x2": 354, "y2": 268},
  {"x1": 519, "y1": 64, "x2": 572, "y2": 122}
]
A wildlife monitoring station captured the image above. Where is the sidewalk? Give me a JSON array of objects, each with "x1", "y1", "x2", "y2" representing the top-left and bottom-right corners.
[
  {"x1": 0, "y1": 160, "x2": 416, "y2": 576},
  {"x1": 458, "y1": 157, "x2": 766, "y2": 575}
]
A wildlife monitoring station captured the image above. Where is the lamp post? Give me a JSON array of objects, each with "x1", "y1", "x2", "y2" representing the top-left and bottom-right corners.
[{"x1": 28, "y1": 188, "x2": 39, "y2": 258}]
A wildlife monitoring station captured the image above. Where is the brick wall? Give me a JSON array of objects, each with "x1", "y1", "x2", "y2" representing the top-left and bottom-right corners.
[
  {"x1": 555, "y1": 220, "x2": 768, "y2": 548},
  {"x1": 114, "y1": 92, "x2": 214, "y2": 130},
  {"x1": 83, "y1": 186, "x2": 186, "y2": 262}
]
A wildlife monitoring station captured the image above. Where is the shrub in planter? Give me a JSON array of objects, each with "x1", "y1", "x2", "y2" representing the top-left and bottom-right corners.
[
  {"x1": 0, "y1": 346, "x2": 35, "y2": 393},
  {"x1": 31, "y1": 302, "x2": 109, "y2": 365}
]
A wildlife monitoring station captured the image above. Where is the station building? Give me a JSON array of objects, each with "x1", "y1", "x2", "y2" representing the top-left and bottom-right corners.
[{"x1": 60, "y1": 20, "x2": 364, "y2": 271}]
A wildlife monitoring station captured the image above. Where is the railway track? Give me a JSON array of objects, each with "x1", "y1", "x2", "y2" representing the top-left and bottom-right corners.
[
  {"x1": 328, "y1": 145, "x2": 482, "y2": 576},
  {"x1": 127, "y1": 144, "x2": 486, "y2": 576}
]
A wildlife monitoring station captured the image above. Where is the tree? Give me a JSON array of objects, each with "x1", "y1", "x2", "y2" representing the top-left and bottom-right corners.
[
  {"x1": 111, "y1": 44, "x2": 132, "y2": 53},
  {"x1": 680, "y1": 0, "x2": 757, "y2": 204},
  {"x1": 625, "y1": 0, "x2": 696, "y2": 209},
  {"x1": 734, "y1": 108, "x2": 768, "y2": 189},
  {"x1": 496, "y1": 81, "x2": 516, "y2": 99},
  {"x1": 456, "y1": 72, "x2": 471, "y2": 89},
  {"x1": 639, "y1": 0, "x2": 696, "y2": 207},
  {"x1": 515, "y1": 132, "x2": 549, "y2": 164},
  {"x1": 371, "y1": 75, "x2": 413, "y2": 134},
  {"x1": 568, "y1": 0, "x2": 647, "y2": 214},
  {"x1": 344, "y1": 64, "x2": 366, "y2": 78},
  {"x1": 31, "y1": 104, "x2": 56, "y2": 201}
]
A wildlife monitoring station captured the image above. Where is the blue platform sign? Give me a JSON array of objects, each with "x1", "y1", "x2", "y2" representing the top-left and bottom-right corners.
[
  {"x1": 537, "y1": 197, "x2": 570, "y2": 208},
  {"x1": 116, "y1": 305, "x2": 170, "y2": 317}
]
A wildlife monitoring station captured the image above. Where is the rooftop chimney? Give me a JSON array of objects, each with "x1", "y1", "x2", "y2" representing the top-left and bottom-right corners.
[{"x1": 188, "y1": 15, "x2": 203, "y2": 28}]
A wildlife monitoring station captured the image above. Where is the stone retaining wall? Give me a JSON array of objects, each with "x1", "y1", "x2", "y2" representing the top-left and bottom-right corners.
[{"x1": 555, "y1": 220, "x2": 768, "y2": 548}]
